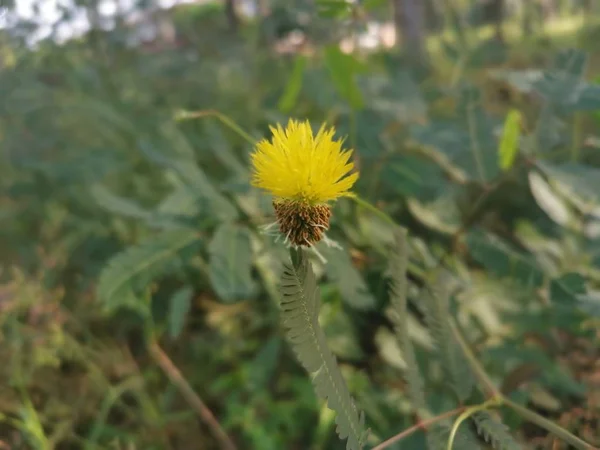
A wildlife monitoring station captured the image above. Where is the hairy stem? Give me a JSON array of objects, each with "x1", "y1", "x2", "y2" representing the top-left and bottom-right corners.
[
  {"x1": 148, "y1": 341, "x2": 238, "y2": 450},
  {"x1": 502, "y1": 397, "x2": 598, "y2": 450},
  {"x1": 449, "y1": 319, "x2": 500, "y2": 397},
  {"x1": 174, "y1": 109, "x2": 257, "y2": 146},
  {"x1": 352, "y1": 195, "x2": 397, "y2": 227},
  {"x1": 449, "y1": 321, "x2": 598, "y2": 449}
]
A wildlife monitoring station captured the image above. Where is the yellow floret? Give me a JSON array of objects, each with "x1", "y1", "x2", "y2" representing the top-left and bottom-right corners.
[{"x1": 250, "y1": 119, "x2": 359, "y2": 204}]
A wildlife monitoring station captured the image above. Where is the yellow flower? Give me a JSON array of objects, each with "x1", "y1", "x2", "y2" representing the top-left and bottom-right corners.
[
  {"x1": 251, "y1": 119, "x2": 358, "y2": 204},
  {"x1": 250, "y1": 119, "x2": 359, "y2": 247}
]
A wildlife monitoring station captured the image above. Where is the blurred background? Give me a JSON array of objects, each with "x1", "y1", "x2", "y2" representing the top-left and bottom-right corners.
[{"x1": 0, "y1": 0, "x2": 599, "y2": 449}]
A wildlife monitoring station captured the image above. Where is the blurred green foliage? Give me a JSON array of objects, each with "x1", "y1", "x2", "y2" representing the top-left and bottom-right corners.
[{"x1": 0, "y1": 1, "x2": 599, "y2": 449}]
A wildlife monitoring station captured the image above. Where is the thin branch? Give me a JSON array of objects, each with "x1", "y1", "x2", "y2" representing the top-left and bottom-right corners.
[
  {"x1": 449, "y1": 318, "x2": 500, "y2": 398},
  {"x1": 502, "y1": 397, "x2": 599, "y2": 450},
  {"x1": 448, "y1": 321, "x2": 598, "y2": 450},
  {"x1": 352, "y1": 195, "x2": 397, "y2": 227},
  {"x1": 148, "y1": 341, "x2": 238, "y2": 450},
  {"x1": 174, "y1": 109, "x2": 257, "y2": 146},
  {"x1": 371, "y1": 407, "x2": 465, "y2": 450}
]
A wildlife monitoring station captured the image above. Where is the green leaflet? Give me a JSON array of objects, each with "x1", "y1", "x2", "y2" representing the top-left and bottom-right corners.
[
  {"x1": 168, "y1": 286, "x2": 193, "y2": 340},
  {"x1": 316, "y1": 0, "x2": 352, "y2": 19},
  {"x1": 138, "y1": 142, "x2": 238, "y2": 221},
  {"x1": 498, "y1": 109, "x2": 522, "y2": 171},
  {"x1": 280, "y1": 249, "x2": 368, "y2": 450},
  {"x1": 90, "y1": 183, "x2": 151, "y2": 220},
  {"x1": 473, "y1": 412, "x2": 522, "y2": 450},
  {"x1": 208, "y1": 223, "x2": 258, "y2": 303},
  {"x1": 421, "y1": 273, "x2": 476, "y2": 401},
  {"x1": 324, "y1": 46, "x2": 366, "y2": 110},
  {"x1": 319, "y1": 243, "x2": 376, "y2": 310},
  {"x1": 387, "y1": 228, "x2": 428, "y2": 416},
  {"x1": 97, "y1": 230, "x2": 200, "y2": 315},
  {"x1": 278, "y1": 54, "x2": 306, "y2": 113}
]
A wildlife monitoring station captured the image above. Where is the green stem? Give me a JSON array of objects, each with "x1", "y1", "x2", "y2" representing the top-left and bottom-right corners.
[
  {"x1": 175, "y1": 109, "x2": 257, "y2": 146},
  {"x1": 447, "y1": 397, "x2": 501, "y2": 450},
  {"x1": 351, "y1": 195, "x2": 396, "y2": 227},
  {"x1": 148, "y1": 341, "x2": 238, "y2": 450},
  {"x1": 502, "y1": 397, "x2": 598, "y2": 450},
  {"x1": 350, "y1": 110, "x2": 357, "y2": 151},
  {"x1": 449, "y1": 319, "x2": 500, "y2": 397},
  {"x1": 450, "y1": 320, "x2": 598, "y2": 450}
]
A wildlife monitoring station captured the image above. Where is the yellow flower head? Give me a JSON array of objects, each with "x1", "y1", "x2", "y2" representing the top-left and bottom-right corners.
[
  {"x1": 250, "y1": 119, "x2": 359, "y2": 247},
  {"x1": 250, "y1": 119, "x2": 358, "y2": 205}
]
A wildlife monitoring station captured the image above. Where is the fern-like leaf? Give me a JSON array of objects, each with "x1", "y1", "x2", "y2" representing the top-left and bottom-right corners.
[
  {"x1": 280, "y1": 249, "x2": 368, "y2": 450},
  {"x1": 388, "y1": 228, "x2": 428, "y2": 416},
  {"x1": 97, "y1": 230, "x2": 200, "y2": 314},
  {"x1": 421, "y1": 272, "x2": 476, "y2": 401},
  {"x1": 473, "y1": 411, "x2": 521, "y2": 450}
]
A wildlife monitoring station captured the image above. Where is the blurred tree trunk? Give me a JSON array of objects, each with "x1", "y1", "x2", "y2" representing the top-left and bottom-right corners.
[
  {"x1": 257, "y1": 0, "x2": 270, "y2": 16},
  {"x1": 424, "y1": 0, "x2": 444, "y2": 32},
  {"x1": 490, "y1": 0, "x2": 505, "y2": 41},
  {"x1": 540, "y1": 0, "x2": 558, "y2": 18},
  {"x1": 225, "y1": 0, "x2": 239, "y2": 32},
  {"x1": 393, "y1": 0, "x2": 428, "y2": 63}
]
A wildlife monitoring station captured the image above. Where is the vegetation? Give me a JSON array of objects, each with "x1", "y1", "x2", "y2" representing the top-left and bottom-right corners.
[{"x1": 1, "y1": 0, "x2": 599, "y2": 449}]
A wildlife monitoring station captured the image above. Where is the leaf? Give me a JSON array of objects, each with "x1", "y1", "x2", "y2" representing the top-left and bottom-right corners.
[
  {"x1": 380, "y1": 153, "x2": 449, "y2": 201},
  {"x1": 531, "y1": 105, "x2": 566, "y2": 156},
  {"x1": 407, "y1": 193, "x2": 462, "y2": 235},
  {"x1": 138, "y1": 141, "x2": 237, "y2": 221},
  {"x1": 318, "y1": 244, "x2": 376, "y2": 310},
  {"x1": 374, "y1": 327, "x2": 406, "y2": 370},
  {"x1": 278, "y1": 55, "x2": 307, "y2": 113},
  {"x1": 388, "y1": 228, "x2": 428, "y2": 416},
  {"x1": 97, "y1": 230, "x2": 200, "y2": 315},
  {"x1": 498, "y1": 109, "x2": 521, "y2": 170},
  {"x1": 201, "y1": 121, "x2": 247, "y2": 176},
  {"x1": 322, "y1": 305, "x2": 365, "y2": 361},
  {"x1": 156, "y1": 186, "x2": 202, "y2": 217},
  {"x1": 363, "y1": 70, "x2": 427, "y2": 123},
  {"x1": 280, "y1": 248, "x2": 368, "y2": 450},
  {"x1": 528, "y1": 171, "x2": 573, "y2": 227},
  {"x1": 466, "y1": 229, "x2": 545, "y2": 287},
  {"x1": 90, "y1": 184, "x2": 151, "y2": 220},
  {"x1": 492, "y1": 49, "x2": 595, "y2": 112},
  {"x1": 456, "y1": 85, "x2": 500, "y2": 182},
  {"x1": 247, "y1": 337, "x2": 282, "y2": 389},
  {"x1": 324, "y1": 46, "x2": 366, "y2": 110},
  {"x1": 488, "y1": 68, "x2": 543, "y2": 95},
  {"x1": 316, "y1": 0, "x2": 352, "y2": 18},
  {"x1": 168, "y1": 286, "x2": 193, "y2": 339},
  {"x1": 410, "y1": 108, "x2": 498, "y2": 183},
  {"x1": 550, "y1": 273, "x2": 586, "y2": 306},
  {"x1": 208, "y1": 223, "x2": 258, "y2": 303},
  {"x1": 473, "y1": 411, "x2": 521, "y2": 450},
  {"x1": 362, "y1": 0, "x2": 388, "y2": 10},
  {"x1": 420, "y1": 272, "x2": 476, "y2": 401},
  {"x1": 577, "y1": 290, "x2": 600, "y2": 317},
  {"x1": 538, "y1": 161, "x2": 600, "y2": 211}
]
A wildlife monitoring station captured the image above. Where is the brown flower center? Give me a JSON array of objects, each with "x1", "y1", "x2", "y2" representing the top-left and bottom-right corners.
[{"x1": 273, "y1": 200, "x2": 331, "y2": 247}]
